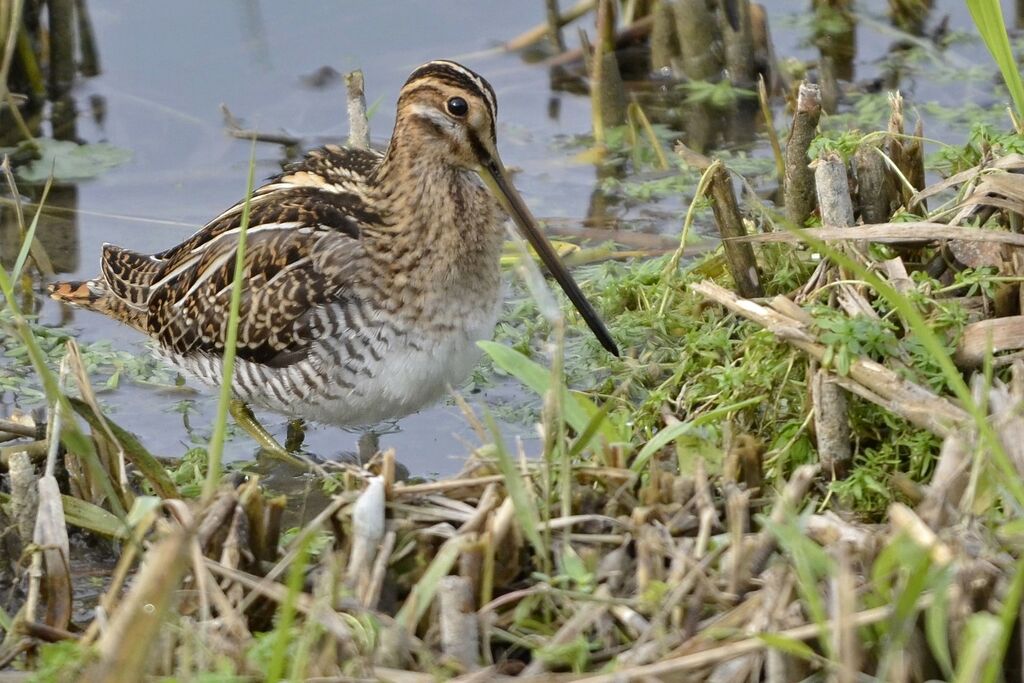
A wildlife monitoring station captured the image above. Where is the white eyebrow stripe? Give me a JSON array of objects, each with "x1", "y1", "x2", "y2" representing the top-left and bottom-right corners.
[{"x1": 407, "y1": 102, "x2": 459, "y2": 132}]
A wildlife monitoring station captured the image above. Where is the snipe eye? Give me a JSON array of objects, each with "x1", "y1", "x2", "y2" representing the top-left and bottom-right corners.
[{"x1": 446, "y1": 97, "x2": 468, "y2": 117}]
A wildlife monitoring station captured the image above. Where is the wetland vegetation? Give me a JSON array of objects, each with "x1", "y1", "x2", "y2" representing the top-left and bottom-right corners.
[{"x1": 5, "y1": 0, "x2": 1024, "y2": 680}]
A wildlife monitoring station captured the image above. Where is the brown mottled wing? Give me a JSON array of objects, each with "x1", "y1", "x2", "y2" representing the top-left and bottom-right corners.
[{"x1": 120, "y1": 145, "x2": 383, "y2": 367}]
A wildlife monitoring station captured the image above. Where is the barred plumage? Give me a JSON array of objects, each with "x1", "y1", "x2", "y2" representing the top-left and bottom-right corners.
[{"x1": 50, "y1": 60, "x2": 617, "y2": 429}]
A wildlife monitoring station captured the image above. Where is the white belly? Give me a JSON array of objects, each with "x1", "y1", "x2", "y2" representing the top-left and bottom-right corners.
[
  {"x1": 316, "y1": 327, "x2": 490, "y2": 426},
  {"x1": 294, "y1": 295, "x2": 499, "y2": 426},
  {"x1": 169, "y1": 290, "x2": 501, "y2": 428}
]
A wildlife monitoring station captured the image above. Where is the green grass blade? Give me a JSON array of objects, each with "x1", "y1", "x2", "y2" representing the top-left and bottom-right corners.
[
  {"x1": 484, "y1": 412, "x2": 547, "y2": 567},
  {"x1": 266, "y1": 531, "x2": 312, "y2": 683},
  {"x1": 11, "y1": 171, "x2": 53, "y2": 281},
  {"x1": 203, "y1": 139, "x2": 258, "y2": 502},
  {"x1": 0, "y1": 235, "x2": 126, "y2": 520},
  {"x1": 0, "y1": 490, "x2": 127, "y2": 538},
  {"x1": 980, "y1": 555, "x2": 1024, "y2": 683},
  {"x1": 59, "y1": 494, "x2": 129, "y2": 539},
  {"x1": 631, "y1": 396, "x2": 764, "y2": 473},
  {"x1": 924, "y1": 569, "x2": 954, "y2": 679},
  {"x1": 479, "y1": 339, "x2": 617, "y2": 446},
  {"x1": 967, "y1": 0, "x2": 1024, "y2": 124},
  {"x1": 394, "y1": 534, "x2": 469, "y2": 631}
]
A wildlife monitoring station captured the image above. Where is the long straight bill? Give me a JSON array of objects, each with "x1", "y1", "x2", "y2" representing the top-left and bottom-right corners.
[{"x1": 479, "y1": 157, "x2": 619, "y2": 356}]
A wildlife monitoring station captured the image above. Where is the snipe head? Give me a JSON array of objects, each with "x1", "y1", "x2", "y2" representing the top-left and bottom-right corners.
[{"x1": 387, "y1": 61, "x2": 618, "y2": 355}]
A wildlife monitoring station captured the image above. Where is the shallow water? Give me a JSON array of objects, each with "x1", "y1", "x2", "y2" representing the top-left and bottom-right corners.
[{"x1": 0, "y1": 0, "x2": 1017, "y2": 475}]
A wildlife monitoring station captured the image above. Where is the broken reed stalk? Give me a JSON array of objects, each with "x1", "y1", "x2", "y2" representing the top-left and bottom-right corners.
[
  {"x1": 591, "y1": 0, "x2": 626, "y2": 142},
  {"x1": 783, "y1": 82, "x2": 822, "y2": 227},
  {"x1": 853, "y1": 143, "x2": 897, "y2": 225},
  {"x1": 545, "y1": 0, "x2": 567, "y2": 52},
  {"x1": 811, "y1": 365, "x2": 852, "y2": 478},
  {"x1": 811, "y1": 150, "x2": 860, "y2": 481},
  {"x1": 815, "y1": 151, "x2": 862, "y2": 252},
  {"x1": 705, "y1": 162, "x2": 763, "y2": 298},
  {"x1": 74, "y1": 0, "x2": 100, "y2": 77},
  {"x1": 438, "y1": 576, "x2": 479, "y2": 670},
  {"x1": 46, "y1": 0, "x2": 75, "y2": 97},
  {"x1": 649, "y1": 0, "x2": 678, "y2": 71},
  {"x1": 721, "y1": 0, "x2": 755, "y2": 84},
  {"x1": 886, "y1": 91, "x2": 926, "y2": 210},
  {"x1": 819, "y1": 55, "x2": 839, "y2": 113},
  {"x1": 503, "y1": 0, "x2": 596, "y2": 51},
  {"x1": 674, "y1": 0, "x2": 721, "y2": 81},
  {"x1": 80, "y1": 528, "x2": 192, "y2": 683},
  {"x1": 345, "y1": 70, "x2": 370, "y2": 150}
]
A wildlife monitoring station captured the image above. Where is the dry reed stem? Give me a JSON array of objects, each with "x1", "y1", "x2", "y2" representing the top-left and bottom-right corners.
[
  {"x1": 854, "y1": 142, "x2": 898, "y2": 225},
  {"x1": 675, "y1": 0, "x2": 721, "y2": 80},
  {"x1": 740, "y1": 221, "x2": 1024, "y2": 247},
  {"x1": 571, "y1": 600, "x2": 926, "y2": 682},
  {"x1": 345, "y1": 70, "x2": 370, "y2": 150},
  {"x1": 705, "y1": 162, "x2": 763, "y2": 298},
  {"x1": 692, "y1": 280, "x2": 969, "y2": 435},
  {"x1": 439, "y1": 576, "x2": 480, "y2": 670},
  {"x1": 545, "y1": 0, "x2": 567, "y2": 51},
  {"x1": 783, "y1": 83, "x2": 821, "y2": 227},
  {"x1": 650, "y1": 0, "x2": 678, "y2": 71},
  {"x1": 721, "y1": 0, "x2": 755, "y2": 84},
  {"x1": 811, "y1": 367, "x2": 852, "y2": 478},
  {"x1": 80, "y1": 528, "x2": 191, "y2": 683},
  {"x1": 204, "y1": 558, "x2": 356, "y2": 642}
]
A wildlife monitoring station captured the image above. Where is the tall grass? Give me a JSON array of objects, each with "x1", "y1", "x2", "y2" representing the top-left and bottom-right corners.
[
  {"x1": 967, "y1": 0, "x2": 1024, "y2": 129},
  {"x1": 0, "y1": 163, "x2": 127, "y2": 519},
  {"x1": 201, "y1": 139, "x2": 258, "y2": 502}
]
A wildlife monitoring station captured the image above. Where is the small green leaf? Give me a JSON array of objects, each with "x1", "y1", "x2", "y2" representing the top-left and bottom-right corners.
[
  {"x1": 758, "y1": 633, "x2": 818, "y2": 661},
  {"x1": 59, "y1": 495, "x2": 128, "y2": 539},
  {"x1": 479, "y1": 340, "x2": 617, "y2": 448},
  {"x1": 485, "y1": 412, "x2": 546, "y2": 565},
  {"x1": 16, "y1": 139, "x2": 132, "y2": 182}
]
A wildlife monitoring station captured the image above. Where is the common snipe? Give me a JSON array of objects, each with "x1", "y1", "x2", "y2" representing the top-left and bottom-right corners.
[{"x1": 50, "y1": 60, "x2": 617, "y2": 432}]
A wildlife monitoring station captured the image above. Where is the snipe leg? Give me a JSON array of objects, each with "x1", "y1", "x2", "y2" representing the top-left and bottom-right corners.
[
  {"x1": 357, "y1": 431, "x2": 380, "y2": 465},
  {"x1": 285, "y1": 419, "x2": 306, "y2": 452},
  {"x1": 229, "y1": 399, "x2": 305, "y2": 467}
]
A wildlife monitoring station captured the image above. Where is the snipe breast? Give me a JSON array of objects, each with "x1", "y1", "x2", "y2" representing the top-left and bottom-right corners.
[{"x1": 50, "y1": 60, "x2": 618, "y2": 427}]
